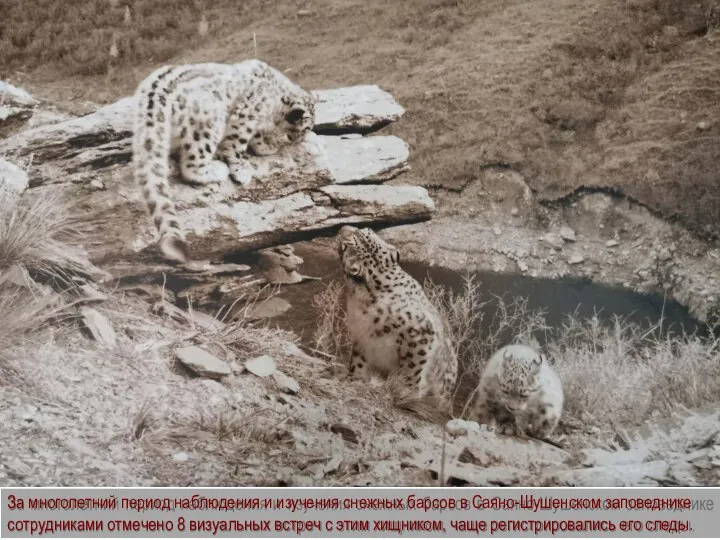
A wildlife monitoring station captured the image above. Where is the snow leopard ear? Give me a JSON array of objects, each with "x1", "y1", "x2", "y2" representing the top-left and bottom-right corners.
[
  {"x1": 534, "y1": 353, "x2": 544, "y2": 366},
  {"x1": 285, "y1": 106, "x2": 306, "y2": 125}
]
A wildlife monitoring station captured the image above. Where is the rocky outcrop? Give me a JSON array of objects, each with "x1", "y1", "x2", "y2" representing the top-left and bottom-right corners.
[
  {"x1": 0, "y1": 85, "x2": 430, "y2": 271},
  {"x1": 0, "y1": 81, "x2": 38, "y2": 137}
]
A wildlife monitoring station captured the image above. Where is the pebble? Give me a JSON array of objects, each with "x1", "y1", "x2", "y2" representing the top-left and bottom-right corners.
[
  {"x1": 568, "y1": 254, "x2": 585, "y2": 265},
  {"x1": 245, "y1": 355, "x2": 277, "y2": 378},
  {"x1": 80, "y1": 307, "x2": 117, "y2": 348},
  {"x1": 606, "y1": 239, "x2": 619, "y2": 247},
  {"x1": 446, "y1": 419, "x2": 480, "y2": 437},
  {"x1": 174, "y1": 346, "x2": 231, "y2": 379},
  {"x1": 560, "y1": 226, "x2": 577, "y2": 242},
  {"x1": 273, "y1": 370, "x2": 300, "y2": 394},
  {"x1": 542, "y1": 233, "x2": 564, "y2": 250}
]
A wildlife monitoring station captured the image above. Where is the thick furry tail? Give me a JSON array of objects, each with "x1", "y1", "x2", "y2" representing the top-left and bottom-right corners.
[
  {"x1": 132, "y1": 65, "x2": 188, "y2": 263},
  {"x1": 384, "y1": 374, "x2": 453, "y2": 425}
]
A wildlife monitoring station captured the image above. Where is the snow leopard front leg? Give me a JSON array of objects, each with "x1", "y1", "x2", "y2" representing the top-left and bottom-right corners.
[
  {"x1": 216, "y1": 104, "x2": 262, "y2": 186},
  {"x1": 178, "y1": 91, "x2": 230, "y2": 186}
]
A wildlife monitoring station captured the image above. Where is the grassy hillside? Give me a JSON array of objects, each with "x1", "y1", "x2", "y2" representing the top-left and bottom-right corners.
[{"x1": 2, "y1": 0, "x2": 719, "y2": 238}]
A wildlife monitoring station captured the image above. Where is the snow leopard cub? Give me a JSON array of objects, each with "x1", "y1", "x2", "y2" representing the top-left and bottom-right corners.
[
  {"x1": 471, "y1": 343, "x2": 564, "y2": 439},
  {"x1": 132, "y1": 59, "x2": 315, "y2": 263}
]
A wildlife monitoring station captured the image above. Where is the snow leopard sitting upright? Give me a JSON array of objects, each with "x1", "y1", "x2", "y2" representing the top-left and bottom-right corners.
[{"x1": 131, "y1": 59, "x2": 316, "y2": 263}]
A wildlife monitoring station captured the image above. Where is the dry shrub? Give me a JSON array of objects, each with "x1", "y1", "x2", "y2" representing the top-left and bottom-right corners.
[
  {"x1": 0, "y1": 191, "x2": 85, "y2": 287},
  {"x1": 0, "y1": 289, "x2": 63, "y2": 348},
  {"x1": 191, "y1": 409, "x2": 291, "y2": 445},
  {"x1": 549, "y1": 315, "x2": 720, "y2": 429},
  {"x1": 0, "y1": 191, "x2": 85, "y2": 354},
  {"x1": 311, "y1": 280, "x2": 350, "y2": 361}
]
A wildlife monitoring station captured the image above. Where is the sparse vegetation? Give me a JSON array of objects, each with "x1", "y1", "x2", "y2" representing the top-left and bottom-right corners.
[
  {"x1": 0, "y1": 0, "x2": 267, "y2": 77},
  {"x1": 313, "y1": 275, "x2": 720, "y2": 438},
  {"x1": 0, "y1": 191, "x2": 86, "y2": 351},
  {"x1": 0, "y1": 191, "x2": 89, "y2": 284}
]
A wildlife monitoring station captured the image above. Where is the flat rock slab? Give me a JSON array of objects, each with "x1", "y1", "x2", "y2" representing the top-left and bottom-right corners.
[
  {"x1": 247, "y1": 297, "x2": 292, "y2": 319},
  {"x1": 2, "y1": 84, "x2": 406, "y2": 166},
  {"x1": 174, "y1": 345, "x2": 231, "y2": 379},
  {"x1": 129, "y1": 183, "x2": 434, "y2": 262},
  {"x1": 79, "y1": 307, "x2": 117, "y2": 348},
  {"x1": 245, "y1": 355, "x2": 277, "y2": 378},
  {"x1": 319, "y1": 135, "x2": 409, "y2": 184},
  {"x1": 312, "y1": 85, "x2": 406, "y2": 133}
]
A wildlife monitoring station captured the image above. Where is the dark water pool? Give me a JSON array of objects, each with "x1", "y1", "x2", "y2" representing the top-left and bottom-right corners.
[{"x1": 255, "y1": 241, "x2": 703, "y2": 347}]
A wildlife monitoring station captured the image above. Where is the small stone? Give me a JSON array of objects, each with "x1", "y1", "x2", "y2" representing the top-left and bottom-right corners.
[
  {"x1": 517, "y1": 260, "x2": 529, "y2": 272},
  {"x1": 330, "y1": 423, "x2": 359, "y2": 444},
  {"x1": 697, "y1": 121, "x2": 711, "y2": 132},
  {"x1": 272, "y1": 370, "x2": 300, "y2": 394},
  {"x1": 662, "y1": 25, "x2": 679, "y2": 37},
  {"x1": 510, "y1": 207, "x2": 519, "y2": 216},
  {"x1": 560, "y1": 226, "x2": 577, "y2": 242},
  {"x1": 297, "y1": 8, "x2": 312, "y2": 16},
  {"x1": 90, "y1": 179, "x2": 105, "y2": 190},
  {"x1": 606, "y1": 239, "x2": 619, "y2": 248},
  {"x1": 493, "y1": 227, "x2": 502, "y2": 236},
  {"x1": 175, "y1": 346, "x2": 231, "y2": 379},
  {"x1": 172, "y1": 452, "x2": 190, "y2": 462},
  {"x1": 542, "y1": 233, "x2": 564, "y2": 250},
  {"x1": 568, "y1": 254, "x2": 585, "y2": 265},
  {"x1": 657, "y1": 248, "x2": 672, "y2": 261},
  {"x1": 248, "y1": 297, "x2": 292, "y2": 319},
  {"x1": 446, "y1": 419, "x2": 480, "y2": 437},
  {"x1": 79, "y1": 307, "x2": 117, "y2": 348},
  {"x1": 0, "y1": 159, "x2": 29, "y2": 206},
  {"x1": 231, "y1": 363, "x2": 245, "y2": 375},
  {"x1": 245, "y1": 355, "x2": 277, "y2": 378}
]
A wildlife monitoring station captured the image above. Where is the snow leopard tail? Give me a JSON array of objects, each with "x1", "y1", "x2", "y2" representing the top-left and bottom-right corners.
[
  {"x1": 384, "y1": 373, "x2": 453, "y2": 424},
  {"x1": 132, "y1": 64, "x2": 188, "y2": 263}
]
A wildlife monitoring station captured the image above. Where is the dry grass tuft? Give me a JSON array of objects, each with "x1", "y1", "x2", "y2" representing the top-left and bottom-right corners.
[
  {"x1": 191, "y1": 409, "x2": 291, "y2": 445},
  {"x1": 0, "y1": 289, "x2": 65, "y2": 348},
  {"x1": 311, "y1": 280, "x2": 350, "y2": 361},
  {"x1": 549, "y1": 315, "x2": 720, "y2": 429},
  {"x1": 0, "y1": 191, "x2": 85, "y2": 287},
  {"x1": 0, "y1": 191, "x2": 87, "y2": 359}
]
